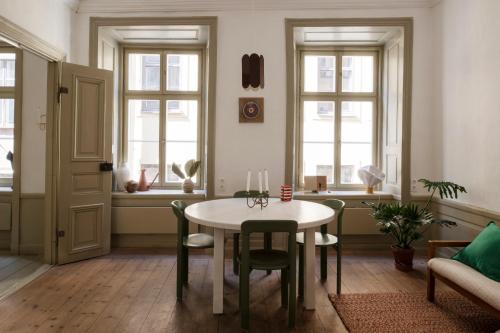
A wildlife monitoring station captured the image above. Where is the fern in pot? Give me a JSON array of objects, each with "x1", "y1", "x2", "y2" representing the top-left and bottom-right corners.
[
  {"x1": 172, "y1": 159, "x2": 201, "y2": 193},
  {"x1": 363, "y1": 179, "x2": 466, "y2": 271}
]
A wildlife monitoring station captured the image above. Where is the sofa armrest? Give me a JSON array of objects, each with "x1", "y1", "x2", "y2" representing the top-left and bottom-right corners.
[{"x1": 428, "y1": 240, "x2": 471, "y2": 259}]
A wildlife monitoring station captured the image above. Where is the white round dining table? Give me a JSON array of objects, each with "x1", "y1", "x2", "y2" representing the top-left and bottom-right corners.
[{"x1": 185, "y1": 198, "x2": 335, "y2": 314}]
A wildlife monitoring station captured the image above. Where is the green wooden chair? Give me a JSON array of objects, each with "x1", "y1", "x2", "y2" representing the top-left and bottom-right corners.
[
  {"x1": 232, "y1": 190, "x2": 273, "y2": 276},
  {"x1": 238, "y1": 220, "x2": 297, "y2": 330},
  {"x1": 171, "y1": 200, "x2": 214, "y2": 301},
  {"x1": 297, "y1": 199, "x2": 345, "y2": 296}
]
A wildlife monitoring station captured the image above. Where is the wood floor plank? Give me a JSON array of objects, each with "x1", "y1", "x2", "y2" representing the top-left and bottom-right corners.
[
  {"x1": 0, "y1": 249, "x2": 448, "y2": 333},
  {"x1": 114, "y1": 256, "x2": 175, "y2": 333},
  {"x1": 3, "y1": 257, "x2": 112, "y2": 332},
  {"x1": 59, "y1": 257, "x2": 139, "y2": 332},
  {"x1": 33, "y1": 257, "x2": 123, "y2": 333}
]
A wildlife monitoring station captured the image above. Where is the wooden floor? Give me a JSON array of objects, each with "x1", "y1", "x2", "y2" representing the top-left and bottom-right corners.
[
  {"x1": 0, "y1": 249, "x2": 446, "y2": 333},
  {"x1": 0, "y1": 252, "x2": 50, "y2": 302}
]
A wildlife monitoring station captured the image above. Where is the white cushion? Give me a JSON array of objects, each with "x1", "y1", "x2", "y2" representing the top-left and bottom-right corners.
[{"x1": 428, "y1": 258, "x2": 500, "y2": 311}]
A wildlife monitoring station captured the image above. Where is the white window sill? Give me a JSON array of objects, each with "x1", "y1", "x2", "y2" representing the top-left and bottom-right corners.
[
  {"x1": 293, "y1": 190, "x2": 393, "y2": 200},
  {"x1": 112, "y1": 189, "x2": 206, "y2": 199}
]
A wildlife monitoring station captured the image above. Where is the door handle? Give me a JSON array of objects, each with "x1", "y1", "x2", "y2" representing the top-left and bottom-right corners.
[{"x1": 99, "y1": 162, "x2": 113, "y2": 172}]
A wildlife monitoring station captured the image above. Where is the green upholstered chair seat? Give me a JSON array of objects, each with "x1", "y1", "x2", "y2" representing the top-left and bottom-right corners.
[
  {"x1": 296, "y1": 232, "x2": 338, "y2": 247},
  {"x1": 183, "y1": 233, "x2": 214, "y2": 248},
  {"x1": 238, "y1": 249, "x2": 290, "y2": 270}
]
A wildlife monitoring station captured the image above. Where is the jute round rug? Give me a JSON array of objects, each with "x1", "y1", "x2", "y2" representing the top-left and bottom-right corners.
[{"x1": 329, "y1": 292, "x2": 500, "y2": 333}]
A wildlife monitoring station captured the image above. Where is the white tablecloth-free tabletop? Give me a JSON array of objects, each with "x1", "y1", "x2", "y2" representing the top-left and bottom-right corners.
[{"x1": 185, "y1": 198, "x2": 335, "y2": 314}]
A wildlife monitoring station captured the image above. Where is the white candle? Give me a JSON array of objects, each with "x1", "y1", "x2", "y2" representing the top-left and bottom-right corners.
[
  {"x1": 264, "y1": 169, "x2": 269, "y2": 192},
  {"x1": 246, "y1": 170, "x2": 251, "y2": 192},
  {"x1": 258, "y1": 171, "x2": 262, "y2": 193}
]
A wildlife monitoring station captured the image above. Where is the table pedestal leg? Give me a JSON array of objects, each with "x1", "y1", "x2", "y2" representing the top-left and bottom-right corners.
[
  {"x1": 303, "y1": 227, "x2": 316, "y2": 310},
  {"x1": 213, "y1": 228, "x2": 225, "y2": 314}
]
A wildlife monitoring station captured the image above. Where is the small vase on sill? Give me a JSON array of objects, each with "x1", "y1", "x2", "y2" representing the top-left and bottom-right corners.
[
  {"x1": 183, "y1": 178, "x2": 194, "y2": 193},
  {"x1": 138, "y1": 169, "x2": 149, "y2": 191}
]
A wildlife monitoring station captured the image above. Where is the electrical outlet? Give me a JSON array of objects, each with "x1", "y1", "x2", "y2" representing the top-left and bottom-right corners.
[
  {"x1": 411, "y1": 179, "x2": 417, "y2": 192},
  {"x1": 219, "y1": 178, "x2": 225, "y2": 191}
]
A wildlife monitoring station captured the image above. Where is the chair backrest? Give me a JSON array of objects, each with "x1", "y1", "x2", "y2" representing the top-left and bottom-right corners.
[
  {"x1": 321, "y1": 199, "x2": 346, "y2": 235},
  {"x1": 240, "y1": 220, "x2": 298, "y2": 268},
  {"x1": 171, "y1": 200, "x2": 189, "y2": 238},
  {"x1": 233, "y1": 190, "x2": 261, "y2": 198}
]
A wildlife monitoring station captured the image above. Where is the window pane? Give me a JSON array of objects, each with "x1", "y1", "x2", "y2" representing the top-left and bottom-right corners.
[
  {"x1": 340, "y1": 101, "x2": 373, "y2": 184},
  {"x1": 342, "y1": 55, "x2": 374, "y2": 92},
  {"x1": 0, "y1": 53, "x2": 15, "y2": 87},
  {"x1": 304, "y1": 55, "x2": 335, "y2": 93},
  {"x1": 128, "y1": 53, "x2": 160, "y2": 91},
  {"x1": 165, "y1": 100, "x2": 198, "y2": 182},
  {"x1": 0, "y1": 99, "x2": 14, "y2": 179},
  {"x1": 166, "y1": 54, "x2": 199, "y2": 91},
  {"x1": 302, "y1": 101, "x2": 335, "y2": 184},
  {"x1": 127, "y1": 99, "x2": 160, "y2": 183}
]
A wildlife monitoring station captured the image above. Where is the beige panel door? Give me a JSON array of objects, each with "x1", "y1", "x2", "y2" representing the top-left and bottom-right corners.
[{"x1": 57, "y1": 63, "x2": 113, "y2": 264}]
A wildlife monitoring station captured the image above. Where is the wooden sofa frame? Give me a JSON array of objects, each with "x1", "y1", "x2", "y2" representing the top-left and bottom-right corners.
[{"x1": 427, "y1": 240, "x2": 500, "y2": 321}]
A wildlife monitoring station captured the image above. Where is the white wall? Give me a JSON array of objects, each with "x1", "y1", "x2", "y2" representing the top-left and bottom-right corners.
[
  {"x1": 0, "y1": 0, "x2": 74, "y2": 60},
  {"x1": 434, "y1": 0, "x2": 500, "y2": 212},
  {"x1": 72, "y1": 7, "x2": 437, "y2": 196},
  {"x1": 21, "y1": 50, "x2": 47, "y2": 193}
]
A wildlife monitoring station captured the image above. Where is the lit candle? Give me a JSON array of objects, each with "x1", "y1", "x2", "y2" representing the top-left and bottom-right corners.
[
  {"x1": 258, "y1": 171, "x2": 262, "y2": 193},
  {"x1": 246, "y1": 170, "x2": 251, "y2": 192},
  {"x1": 264, "y1": 169, "x2": 269, "y2": 192}
]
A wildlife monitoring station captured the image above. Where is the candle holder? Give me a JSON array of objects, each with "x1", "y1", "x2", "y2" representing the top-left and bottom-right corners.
[{"x1": 246, "y1": 191, "x2": 269, "y2": 209}]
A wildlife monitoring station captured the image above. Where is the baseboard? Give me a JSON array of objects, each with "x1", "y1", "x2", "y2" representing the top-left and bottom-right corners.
[{"x1": 19, "y1": 243, "x2": 43, "y2": 255}]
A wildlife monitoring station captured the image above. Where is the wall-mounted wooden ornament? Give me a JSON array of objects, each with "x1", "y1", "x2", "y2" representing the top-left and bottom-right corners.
[
  {"x1": 239, "y1": 97, "x2": 264, "y2": 123},
  {"x1": 242, "y1": 53, "x2": 264, "y2": 89}
]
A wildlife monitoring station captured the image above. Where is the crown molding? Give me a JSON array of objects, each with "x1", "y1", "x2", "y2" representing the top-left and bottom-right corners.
[{"x1": 77, "y1": 0, "x2": 437, "y2": 14}]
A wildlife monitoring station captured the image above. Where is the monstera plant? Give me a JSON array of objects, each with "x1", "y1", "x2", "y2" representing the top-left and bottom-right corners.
[
  {"x1": 363, "y1": 179, "x2": 467, "y2": 271},
  {"x1": 172, "y1": 159, "x2": 201, "y2": 193}
]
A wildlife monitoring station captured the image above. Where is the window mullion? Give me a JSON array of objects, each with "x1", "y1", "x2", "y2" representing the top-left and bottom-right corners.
[
  {"x1": 159, "y1": 97, "x2": 166, "y2": 188},
  {"x1": 334, "y1": 53, "x2": 342, "y2": 188}
]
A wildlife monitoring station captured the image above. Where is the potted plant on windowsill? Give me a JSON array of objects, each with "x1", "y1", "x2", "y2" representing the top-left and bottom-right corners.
[
  {"x1": 172, "y1": 159, "x2": 201, "y2": 193},
  {"x1": 363, "y1": 179, "x2": 467, "y2": 272}
]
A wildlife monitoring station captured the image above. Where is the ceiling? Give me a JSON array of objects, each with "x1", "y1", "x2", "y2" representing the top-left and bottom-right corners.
[
  {"x1": 71, "y1": 0, "x2": 441, "y2": 13},
  {"x1": 100, "y1": 25, "x2": 209, "y2": 44},
  {"x1": 294, "y1": 26, "x2": 403, "y2": 46}
]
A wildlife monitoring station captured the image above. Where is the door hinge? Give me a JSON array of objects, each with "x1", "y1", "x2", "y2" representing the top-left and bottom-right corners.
[
  {"x1": 57, "y1": 230, "x2": 65, "y2": 237},
  {"x1": 58, "y1": 86, "x2": 68, "y2": 103}
]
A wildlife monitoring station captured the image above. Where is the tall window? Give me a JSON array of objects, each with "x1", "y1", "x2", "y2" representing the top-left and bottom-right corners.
[
  {"x1": 0, "y1": 51, "x2": 16, "y2": 185},
  {"x1": 125, "y1": 49, "x2": 201, "y2": 188},
  {"x1": 299, "y1": 50, "x2": 378, "y2": 188}
]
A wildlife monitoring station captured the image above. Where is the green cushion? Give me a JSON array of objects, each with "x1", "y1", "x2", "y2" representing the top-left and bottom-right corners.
[{"x1": 452, "y1": 221, "x2": 500, "y2": 282}]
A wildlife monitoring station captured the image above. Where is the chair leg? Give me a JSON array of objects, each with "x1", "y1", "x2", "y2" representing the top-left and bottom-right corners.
[
  {"x1": 298, "y1": 244, "x2": 304, "y2": 300},
  {"x1": 336, "y1": 245, "x2": 341, "y2": 295},
  {"x1": 240, "y1": 262, "x2": 250, "y2": 330},
  {"x1": 182, "y1": 247, "x2": 189, "y2": 285},
  {"x1": 427, "y1": 268, "x2": 435, "y2": 302},
  {"x1": 176, "y1": 247, "x2": 183, "y2": 301},
  {"x1": 320, "y1": 247, "x2": 327, "y2": 280},
  {"x1": 289, "y1": 264, "x2": 296, "y2": 328},
  {"x1": 281, "y1": 268, "x2": 288, "y2": 308},
  {"x1": 233, "y1": 233, "x2": 239, "y2": 275},
  {"x1": 264, "y1": 232, "x2": 272, "y2": 275}
]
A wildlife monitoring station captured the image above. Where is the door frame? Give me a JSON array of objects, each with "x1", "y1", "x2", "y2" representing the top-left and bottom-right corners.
[{"x1": 0, "y1": 16, "x2": 66, "y2": 264}]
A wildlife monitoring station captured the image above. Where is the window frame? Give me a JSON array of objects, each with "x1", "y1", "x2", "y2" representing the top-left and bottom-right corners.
[
  {"x1": 296, "y1": 47, "x2": 381, "y2": 190},
  {"x1": 0, "y1": 47, "x2": 18, "y2": 186},
  {"x1": 122, "y1": 46, "x2": 204, "y2": 189}
]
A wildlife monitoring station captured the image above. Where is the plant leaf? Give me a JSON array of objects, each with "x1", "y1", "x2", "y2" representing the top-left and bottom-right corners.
[
  {"x1": 188, "y1": 161, "x2": 201, "y2": 178},
  {"x1": 184, "y1": 159, "x2": 195, "y2": 177},
  {"x1": 172, "y1": 163, "x2": 185, "y2": 179}
]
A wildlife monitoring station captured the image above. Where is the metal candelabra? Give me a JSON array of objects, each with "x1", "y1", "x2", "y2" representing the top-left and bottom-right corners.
[{"x1": 246, "y1": 191, "x2": 269, "y2": 209}]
